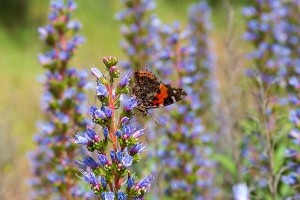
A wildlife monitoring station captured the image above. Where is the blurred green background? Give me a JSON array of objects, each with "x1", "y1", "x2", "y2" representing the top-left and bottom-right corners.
[{"x1": 0, "y1": 0, "x2": 249, "y2": 199}]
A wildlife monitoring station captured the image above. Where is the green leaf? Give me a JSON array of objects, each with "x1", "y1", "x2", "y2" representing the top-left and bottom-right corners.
[
  {"x1": 274, "y1": 143, "x2": 285, "y2": 173},
  {"x1": 211, "y1": 154, "x2": 236, "y2": 176}
]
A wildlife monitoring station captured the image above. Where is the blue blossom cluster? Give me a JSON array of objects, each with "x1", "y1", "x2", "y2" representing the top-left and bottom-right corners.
[
  {"x1": 116, "y1": 0, "x2": 160, "y2": 70},
  {"x1": 242, "y1": 0, "x2": 300, "y2": 198},
  {"x1": 242, "y1": 0, "x2": 296, "y2": 85},
  {"x1": 28, "y1": 0, "x2": 91, "y2": 199},
  {"x1": 147, "y1": 2, "x2": 217, "y2": 199},
  {"x1": 73, "y1": 57, "x2": 153, "y2": 199}
]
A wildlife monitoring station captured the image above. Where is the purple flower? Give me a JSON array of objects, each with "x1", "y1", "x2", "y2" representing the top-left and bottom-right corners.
[
  {"x1": 121, "y1": 117, "x2": 130, "y2": 124},
  {"x1": 67, "y1": 0, "x2": 76, "y2": 11},
  {"x1": 129, "y1": 143, "x2": 146, "y2": 155},
  {"x1": 91, "y1": 67, "x2": 103, "y2": 79},
  {"x1": 94, "y1": 108, "x2": 106, "y2": 119},
  {"x1": 132, "y1": 129, "x2": 145, "y2": 138},
  {"x1": 86, "y1": 127, "x2": 100, "y2": 142},
  {"x1": 136, "y1": 174, "x2": 154, "y2": 191},
  {"x1": 83, "y1": 171, "x2": 99, "y2": 186},
  {"x1": 119, "y1": 72, "x2": 132, "y2": 87},
  {"x1": 72, "y1": 134, "x2": 89, "y2": 145},
  {"x1": 38, "y1": 53, "x2": 53, "y2": 65}
]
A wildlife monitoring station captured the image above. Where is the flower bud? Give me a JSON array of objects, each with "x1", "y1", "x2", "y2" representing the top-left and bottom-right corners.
[{"x1": 103, "y1": 57, "x2": 118, "y2": 68}]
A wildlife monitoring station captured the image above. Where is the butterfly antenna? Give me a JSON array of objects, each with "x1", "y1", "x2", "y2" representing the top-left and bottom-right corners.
[
  {"x1": 130, "y1": 111, "x2": 147, "y2": 124},
  {"x1": 148, "y1": 112, "x2": 166, "y2": 127}
]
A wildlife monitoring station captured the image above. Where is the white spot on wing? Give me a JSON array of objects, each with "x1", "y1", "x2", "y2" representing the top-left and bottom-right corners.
[{"x1": 171, "y1": 96, "x2": 176, "y2": 102}]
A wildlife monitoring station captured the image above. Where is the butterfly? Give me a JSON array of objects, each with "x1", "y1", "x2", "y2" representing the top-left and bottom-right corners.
[{"x1": 132, "y1": 69, "x2": 187, "y2": 115}]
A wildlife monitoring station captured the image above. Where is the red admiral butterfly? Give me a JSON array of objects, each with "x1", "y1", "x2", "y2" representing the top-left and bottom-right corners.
[{"x1": 132, "y1": 69, "x2": 187, "y2": 115}]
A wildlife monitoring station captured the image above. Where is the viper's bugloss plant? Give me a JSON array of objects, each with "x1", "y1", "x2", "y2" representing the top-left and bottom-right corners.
[
  {"x1": 242, "y1": 0, "x2": 299, "y2": 198},
  {"x1": 280, "y1": 0, "x2": 300, "y2": 198},
  {"x1": 149, "y1": 2, "x2": 217, "y2": 198},
  {"x1": 116, "y1": 0, "x2": 159, "y2": 70},
  {"x1": 73, "y1": 57, "x2": 153, "y2": 199},
  {"x1": 28, "y1": 0, "x2": 91, "y2": 199}
]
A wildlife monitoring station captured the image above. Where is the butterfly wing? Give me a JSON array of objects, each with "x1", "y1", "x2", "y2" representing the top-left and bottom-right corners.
[
  {"x1": 133, "y1": 70, "x2": 160, "y2": 108},
  {"x1": 133, "y1": 69, "x2": 187, "y2": 110}
]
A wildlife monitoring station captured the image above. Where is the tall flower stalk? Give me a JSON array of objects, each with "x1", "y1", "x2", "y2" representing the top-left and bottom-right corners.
[
  {"x1": 116, "y1": 0, "x2": 159, "y2": 70},
  {"x1": 242, "y1": 0, "x2": 298, "y2": 198},
  {"x1": 280, "y1": 0, "x2": 300, "y2": 198},
  {"x1": 149, "y1": 2, "x2": 217, "y2": 198},
  {"x1": 28, "y1": 0, "x2": 88, "y2": 199},
  {"x1": 73, "y1": 57, "x2": 153, "y2": 199}
]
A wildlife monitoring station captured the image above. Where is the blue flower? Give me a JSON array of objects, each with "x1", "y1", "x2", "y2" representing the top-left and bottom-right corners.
[
  {"x1": 122, "y1": 125, "x2": 136, "y2": 137},
  {"x1": 124, "y1": 97, "x2": 138, "y2": 111},
  {"x1": 96, "y1": 83, "x2": 108, "y2": 97},
  {"x1": 282, "y1": 173, "x2": 298, "y2": 186},
  {"x1": 242, "y1": 6, "x2": 256, "y2": 17},
  {"x1": 115, "y1": 130, "x2": 123, "y2": 138},
  {"x1": 82, "y1": 171, "x2": 99, "y2": 186},
  {"x1": 82, "y1": 156, "x2": 98, "y2": 169},
  {"x1": 110, "y1": 150, "x2": 117, "y2": 163},
  {"x1": 127, "y1": 176, "x2": 135, "y2": 189},
  {"x1": 67, "y1": 20, "x2": 81, "y2": 31},
  {"x1": 100, "y1": 176, "x2": 107, "y2": 188},
  {"x1": 122, "y1": 153, "x2": 133, "y2": 167},
  {"x1": 50, "y1": 0, "x2": 64, "y2": 10},
  {"x1": 102, "y1": 192, "x2": 115, "y2": 200},
  {"x1": 47, "y1": 172, "x2": 61, "y2": 183},
  {"x1": 90, "y1": 107, "x2": 106, "y2": 119},
  {"x1": 98, "y1": 154, "x2": 109, "y2": 166},
  {"x1": 102, "y1": 106, "x2": 112, "y2": 117},
  {"x1": 103, "y1": 127, "x2": 109, "y2": 139},
  {"x1": 117, "y1": 151, "x2": 123, "y2": 163},
  {"x1": 117, "y1": 191, "x2": 127, "y2": 200}
]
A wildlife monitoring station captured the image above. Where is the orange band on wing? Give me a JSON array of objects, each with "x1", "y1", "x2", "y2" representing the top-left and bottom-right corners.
[{"x1": 152, "y1": 84, "x2": 168, "y2": 105}]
